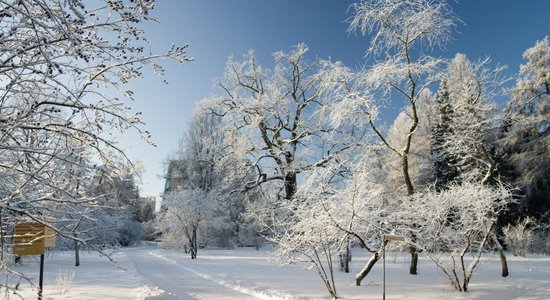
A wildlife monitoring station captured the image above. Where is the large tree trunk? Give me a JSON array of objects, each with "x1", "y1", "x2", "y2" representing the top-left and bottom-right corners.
[
  {"x1": 355, "y1": 241, "x2": 388, "y2": 286},
  {"x1": 409, "y1": 232, "x2": 418, "y2": 275}
]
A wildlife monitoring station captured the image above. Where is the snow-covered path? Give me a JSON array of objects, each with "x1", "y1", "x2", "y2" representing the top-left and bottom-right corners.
[{"x1": 125, "y1": 247, "x2": 269, "y2": 300}]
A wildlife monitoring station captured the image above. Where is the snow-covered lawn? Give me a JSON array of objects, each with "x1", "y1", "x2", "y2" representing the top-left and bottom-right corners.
[
  {"x1": 9, "y1": 249, "x2": 162, "y2": 299},
  {"x1": 8, "y1": 244, "x2": 550, "y2": 299}
]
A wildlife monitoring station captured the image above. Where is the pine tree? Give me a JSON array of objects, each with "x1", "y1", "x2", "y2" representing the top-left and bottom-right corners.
[
  {"x1": 499, "y1": 37, "x2": 550, "y2": 219},
  {"x1": 431, "y1": 81, "x2": 459, "y2": 191}
]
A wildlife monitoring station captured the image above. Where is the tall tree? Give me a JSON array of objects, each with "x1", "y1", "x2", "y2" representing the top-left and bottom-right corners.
[
  {"x1": 442, "y1": 54, "x2": 504, "y2": 184},
  {"x1": 161, "y1": 105, "x2": 238, "y2": 255},
  {"x1": 160, "y1": 188, "x2": 228, "y2": 259},
  {"x1": 339, "y1": 0, "x2": 459, "y2": 275},
  {"x1": 430, "y1": 81, "x2": 459, "y2": 191},
  {"x1": 0, "y1": 0, "x2": 189, "y2": 292},
  {"x1": 500, "y1": 36, "x2": 550, "y2": 219}
]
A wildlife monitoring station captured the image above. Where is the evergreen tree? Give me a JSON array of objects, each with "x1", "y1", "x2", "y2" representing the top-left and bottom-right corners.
[
  {"x1": 436, "y1": 54, "x2": 503, "y2": 186},
  {"x1": 431, "y1": 81, "x2": 459, "y2": 191},
  {"x1": 499, "y1": 37, "x2": 550, "y2": 219}
]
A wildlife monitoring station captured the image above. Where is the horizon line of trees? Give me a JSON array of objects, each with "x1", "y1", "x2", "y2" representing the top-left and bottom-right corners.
[{"x1": 161, "y1": 0, "x2": 549, "y2": 298}]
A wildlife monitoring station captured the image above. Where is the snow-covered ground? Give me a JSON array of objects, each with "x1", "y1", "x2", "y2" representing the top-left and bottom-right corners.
[{"x1": 8, "y1": 244, "x2": 550, "y2": 299}]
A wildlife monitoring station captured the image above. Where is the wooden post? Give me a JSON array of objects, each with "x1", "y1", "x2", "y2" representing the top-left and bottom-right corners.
[
  {"x1": 383, "y1": 240, "x2": 386, "y2": 300},
  {"x1": 38, "y1": 254, "x2": 44, "y2": 300},
  {"x1": 13, "y1": 222, "x2": 55, "y2": 300}
]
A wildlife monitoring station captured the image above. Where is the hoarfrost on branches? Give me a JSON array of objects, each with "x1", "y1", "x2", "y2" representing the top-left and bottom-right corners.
[
  {"x1": 402, "y1": 182, "x2": 514, "y2": 292},
  {"x1": 0, "y1": 0, "x2": 189, "y2": 293},
  {"x1": 348, "y1": 0, "x2": 459, "y2": 57}
]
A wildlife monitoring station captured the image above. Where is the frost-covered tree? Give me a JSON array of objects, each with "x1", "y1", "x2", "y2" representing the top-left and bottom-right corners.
[
  {"x1": 159, "y1": 189, "x2": 228, "y2": 259},
  {"x1": 402, "y1": 182, "x2": 514, "y2": 292},
  {"x1": 294, "y1": 146, "x2": 393, "y2": 288},
  {"x1": 441, "y1": 54, "x2": 505, "y2": 184},
  {"x1": 500, "y1": 37, "x2": 550, "y2": 219},
  {"x1": 162, "y1": 104, "x2": 246, "y2": 251},
  {"x1": 247, "y1": 145, "x2": 385, "y2": 299},
  {"x1": 508, "y1": 36, "x2": 550, "y2": 120},
  {"x1": 202, "y1": 45, "x2": 369, "y2": 295},
  {"x1": 207, "y1": 44, "x2": 355, "y2": 201},
  {"x1": 335, "y1": 0, "x2": 459, "y2": 275},
  {"x1": 430, "y1": 80, "x2": 459, "y2": 191},
  {"x1": 175, "y1": 105, "x2": 225, "y2": 192},
  {"x1": 0, "y1": 0, "x2": 189, "y2": 293}
]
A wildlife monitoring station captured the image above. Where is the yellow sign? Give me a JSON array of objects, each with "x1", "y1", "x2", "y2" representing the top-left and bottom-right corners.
[
  {"x1": 13, "y1": 223, "x2": 46, "y2": 256},
  {"x1": 44, "y1": 225, "x2": 56, "y2": 247}
]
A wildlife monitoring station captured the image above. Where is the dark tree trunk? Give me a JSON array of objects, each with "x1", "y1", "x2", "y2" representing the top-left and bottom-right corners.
[
  {"x1": 74, "y1": 239, "x2": 80, "y2": 267},
  {"x1": 409, "y1": 232, "x2": 418, "y2": 275},
  {"x1": 284, "y1": 172, "x2": 297, "y2": 200},
  {"x1": 409, "y1": 249, "x2": 418, "y2": 275},
  {"x1": 190, "y1": 226, "x2": 198, "y2": 259},
  {"x1": 402, "y1": 155, "x2": 414, "y2": 196},
  {"x1": 339, "y1": 239, "x2": 351, "y2": 273}
]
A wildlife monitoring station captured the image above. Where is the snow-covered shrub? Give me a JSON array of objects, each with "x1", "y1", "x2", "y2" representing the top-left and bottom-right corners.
[
  {"x1": 503, "y1": 217, "x2": 535, "y2": 256},
  {"x1": 404, "y1": 182, "x2": 514, "y2": 292},
  {"x1": 116, "y1": 219, "x2": 144, "y2": 247},
  {"x1": 141, "y1": 220, "x2": 159, "y2": 242},
  {"x1": 56, "y1": 269, "x2": 75, "y2": 295},
  {"x1": 271, "y1": 198, "x2": 344, "y2": 300},
  {"x1": 530, "y1": 221, "x2": 550, "y2": 255}
]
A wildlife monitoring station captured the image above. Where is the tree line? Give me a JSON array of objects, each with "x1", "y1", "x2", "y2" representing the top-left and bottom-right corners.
[
  {"x1": 160, "y1": 0, "x2": 549, "y2": 298},
  {"x1": 0, "y1": 0, "x2": 188, "y2": 296}
]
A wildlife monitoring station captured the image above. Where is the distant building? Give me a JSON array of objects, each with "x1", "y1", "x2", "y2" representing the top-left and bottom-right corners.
[
  {"x1": 139, "y1": 196, "x2": 156, "y2": 219},
  {"x1": 161, "y1": 160, "x2": 187, "y2": 209}
]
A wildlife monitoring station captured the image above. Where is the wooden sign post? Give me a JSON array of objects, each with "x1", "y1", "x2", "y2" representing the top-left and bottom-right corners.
[
  {"x1": 13, "y1": 223, "x2": 46, "y2": 256},
  {"x1": 13, "y1": 222, "x2": 55, "y2": 300}
]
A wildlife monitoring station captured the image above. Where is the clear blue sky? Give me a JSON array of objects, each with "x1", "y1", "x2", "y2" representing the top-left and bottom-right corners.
[{"x1": 122, "y1": 0, "x2": 550, "y2": 199}]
